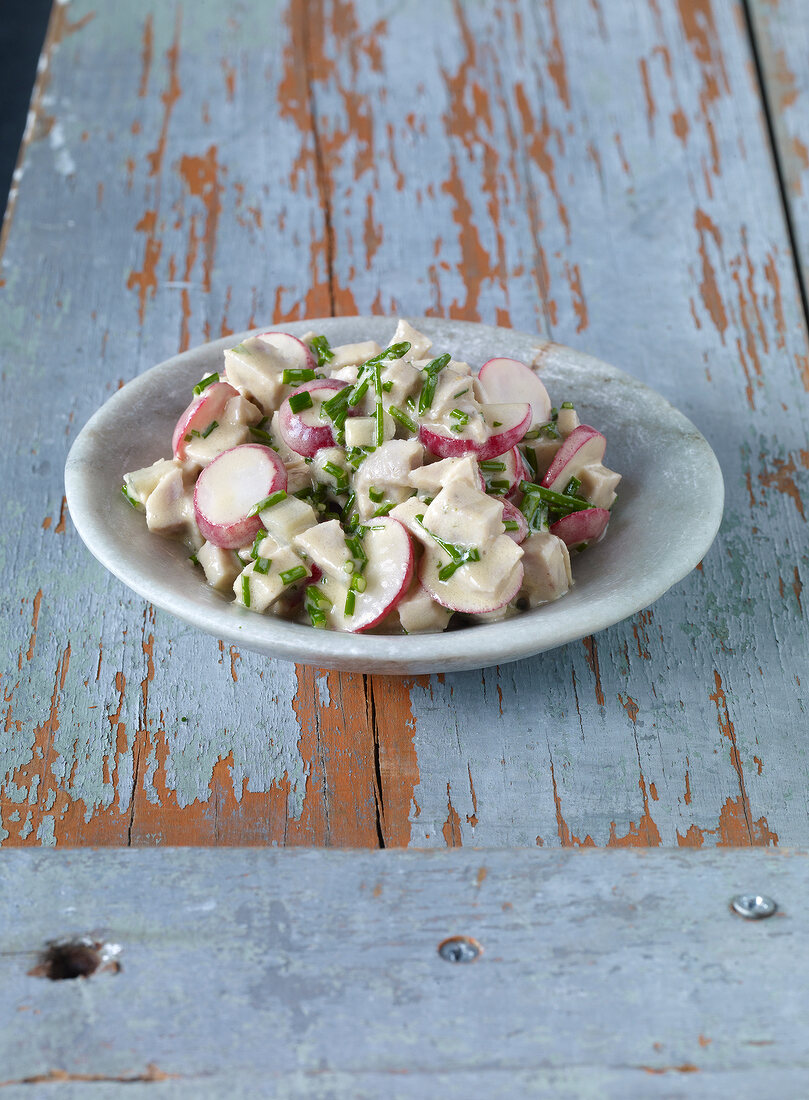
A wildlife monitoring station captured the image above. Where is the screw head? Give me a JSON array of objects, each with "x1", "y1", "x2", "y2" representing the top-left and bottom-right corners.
[
  {"x1": 731, "y1": 894, "x2": 777, "y2": 919},
  {"x1": 438, "y1": 936, "x2": 482, "y2": 963}
]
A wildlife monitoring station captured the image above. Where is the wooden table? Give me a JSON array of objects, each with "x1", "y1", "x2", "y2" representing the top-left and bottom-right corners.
[
  {"x1": 2, "y1": 1, "x2": 809, "y2": 1088},
  {"x1": 2, "y1": 0, "x2": 806, "y2": 852}
]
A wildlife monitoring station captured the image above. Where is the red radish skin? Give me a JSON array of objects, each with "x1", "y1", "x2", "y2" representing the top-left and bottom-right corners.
[
  {"x1": 477, "y1": 357, "x2": 551, "y2": 426},
  {"x1": 549, "y1": 507, "x2": 610, "y2": 547},
  {"x1": 255, "y1": 331, "x2": 316, "y2": 371},
  {"x1": 501, "y1": 499, "x2": 528, "y2": 544},
  {"x1": 278, "y1": 379, "x2": 352, "y2": 457},
  {"x1": 194, "y1": 444, "x2": 287, "y2": 548},
  {"x1": 541, "y1": 425, "x2": 607, "y2": 492},
  {"x1": 172, "y1": 381, "x2": 239, "y2": 460},
  {"x1": 355, "y1": 525, "x2": 414, "y2": 632},
  {"x1": 419, "y1": 403, "x2": 531, "y2": 461}
]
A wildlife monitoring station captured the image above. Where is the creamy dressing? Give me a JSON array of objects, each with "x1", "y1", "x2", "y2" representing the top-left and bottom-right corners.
[{"x1": 123, "y1": 321, "x2": 620, "y2": 634}]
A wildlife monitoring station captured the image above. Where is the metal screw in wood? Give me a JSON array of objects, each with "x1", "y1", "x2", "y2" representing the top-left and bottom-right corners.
[
  {"x1": 731, "y1": 894, "x2": 778, "y2": 919},
  {"x1": 438, "y1": 936, "x2": 482, "y2": 963}
]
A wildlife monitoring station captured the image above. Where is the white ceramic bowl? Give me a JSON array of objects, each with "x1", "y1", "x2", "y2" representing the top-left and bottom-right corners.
[{"x1": 65, "y1": 317, "x2": 724, "y2": 674}]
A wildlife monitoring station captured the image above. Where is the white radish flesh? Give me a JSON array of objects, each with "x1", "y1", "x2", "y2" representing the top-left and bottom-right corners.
[
  {"x1": 254, "y1": 331, "x2": 316, "y2": 371},
  {"x1": 419, "y1": 402, "x2": 531, "y2": 461},
  {"x1": 541, "y1": 425, "x2": 607, "y2": 492},
  {"x1": 193, "y1": 444, "x2": 287, "y2": 548},
  {"x1": 549, "y1": 507, "x2": 610, "y2": 547},
  {"x1": 172, "y1": 381, "x2": 239, "y2": 460},
  {"x1": 477, "y1": 357, "x2": 551, "y2": 426}
]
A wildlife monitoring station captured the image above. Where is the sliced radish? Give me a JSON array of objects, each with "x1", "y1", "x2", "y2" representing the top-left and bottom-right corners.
[
  {"x1": 549, "y1": 507, "x2": 610, "y2": 548},
  {"x1": 501, "y1": 499, "x2": 528, "y2": 544},
  {"x1": 254, "y1": 331, "x2": 316, "y2": 372},
  {"x1": 541, "y1": 425, "x2": 607, "y2": 492},
  {"x1": 172, "y1": 381, "x2": 239, "y2": 460},
  {"x1": 193, "y1": 444, "x2": 287, "y2": 548},
  {"x1": 482, "y1": 446, "x2": 528, "y2": 498},
  {"x1": 419, "y1": 402, "x2": 531, "y2": 461},
  {"x1": 313, "y1": 518, "x2": 414, "y2": 632},
  {"x1": 278, "y1": 379, "x2": 351, "y2": 457},
  {"x1": 419, "y1": 536, "x2": 524, "y2": 614},
  {"x1": 477, "y1": 358, "x2": 551, "y2": 426}
]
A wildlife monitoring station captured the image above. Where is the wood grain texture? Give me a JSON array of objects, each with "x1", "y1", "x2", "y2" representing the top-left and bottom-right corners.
[
  {"x1": 748, "y1": 0, "x2": 809, "y2": 294},
  {"x1": 2, "y1": 847, "x2": 809, "y2": 1096},
  {"x1": 0, "y1": 0, "x2": 807, "y2": 848}
]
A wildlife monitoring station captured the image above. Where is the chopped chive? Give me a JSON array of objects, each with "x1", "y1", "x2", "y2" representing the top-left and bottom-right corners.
[
  {"x1": 309, "y1": 335, "x2": 334, "y2": 368},
  {"x1": 563, "y1": 476, "x2": 582, "y2": 497},
  {"x1": 373, "y1": 364, "x2": 385, "y2": 446},
  {"x1": 345, "y1": 534, "x2": 367, "y2": 565},
  {"x1": 521, "y1": 446, "x2": 539, "y2": 478},
  {"x1": 248, "y1": 489, "x2": 287, "y2": 516},
  {"x1": 522, "y1": 427, "x2": 541, "y2": 441},
  {"x1": 389, "y1": 405, "x2": 418, "y2": 433},
  {"x1": 343, "y1": 560, "x2": 355, "y2": 574},
  {"x1": 503, "y1": 519, "x2": 520, "y2": 531},
  {"x1": 121, "y1": 484, "x2": 141, "y2": 509},
  {"x1": 321, "y1": 385, "x2": 352, "y2": 430},
  {"x1": 492, "y1": 421, "x2": 502, "y2": 427},
  {"x1": 201, "y1": 419, "x2": 219, "y2": 438},
  {"x1": 250, "y1": 526, "x2": 268, "y2": 559},
  {"x1": 193, "y1": 372, "x2": 219, "y2": 396},
  {"x1": 453, "y1": 388, "x2": 469, "y2": 398},
  {"x1": 249, "y1": 426, "x2": 274, "y2": 444},
  {"x1": 282, "y1": 368, "x2": 316, "y2": 385},
  {"x1": 344, "y1": 589, "x2": 356, "y2": 616},
  {"x1": 381, "y1": 379, "x2": 394, "y2": 392},
  {"x1": 538, "y1": 422, "x2": 560, "y2": 439},
  {"x1": 241, "y1": 575, "x2": 251, "y2": 607},
  {"x1": 307, "y1": 586, "x2": 332, "y2": 609},
  {"x1": 489, "y1": 479, "x2": 510, "y2": 493},
  {"x1": 308, "y1": 605, "x2": 327, "y2": 628},
  {"x1": 280, "y1": 565, "x2": 307, "y2": 585},
  {"x1": 364, "y1": 341, "x2": 411, "y2": 367},
  {"x1": 348, "y1": 378, "x2": 370, "y2": 406},
  {"x1": 480, "y1": 460, "x2": 506, "y2": 472},
  {"x1": 254, "y1": 557, "x2": 272, "y2": 575},
  {"x1": 417, "y1": 353, "x2": 451, "y2": 414},
  {"x1": 438, "y1": 547, "x2": 480, "y2": 581},
  {"x1": 521, "y1": 492, "x2": 549, "y2": 532},
  {"x1": 550, "y1": 407, "x2": 559, "y2": 420},
  {"x1": 350, "y1": 574, "x2": 367, "y2": 593},
  {"x1": 560, "y1": 401, "x2": 575, "y2": 410},
  {"x1": 518, "y1": 480, "x2": 592, "y2": 514},
  {"x1": 323, "y1": 460, "x2": 348, "y2": 490},
  {"x1": 189, "y1": 552, "x2": 200, "y2": 565},
  {"x1": 288, "y1": 390, "x2": 314, "y2": 414},
  {"x1": 450, "y1": 408, "x2": 468, "y2": 423},
  {"x1": 372, "y1": 501, "x2": 394, "y2": 517},
  {"x1": 230, "y1": 343, "x2": 249, "y2": 354},
  {"x1": 368, "y1": 486, "x2": 384, "y2": 503}
]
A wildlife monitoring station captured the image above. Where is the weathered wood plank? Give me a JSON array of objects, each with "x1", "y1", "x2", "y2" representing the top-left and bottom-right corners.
[
  {"x1": 308, "y1": 0, "x2": 809, "y2": 848},
  {"x1": 748, "y1": 0, "x2": 809, "y2": 296},
  {"x1": 0, "y1": 0, "x2": 807, "y2": 849},
  {"x1": 1, "y1": 848, "x2": 809, "y2": 1095}
]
